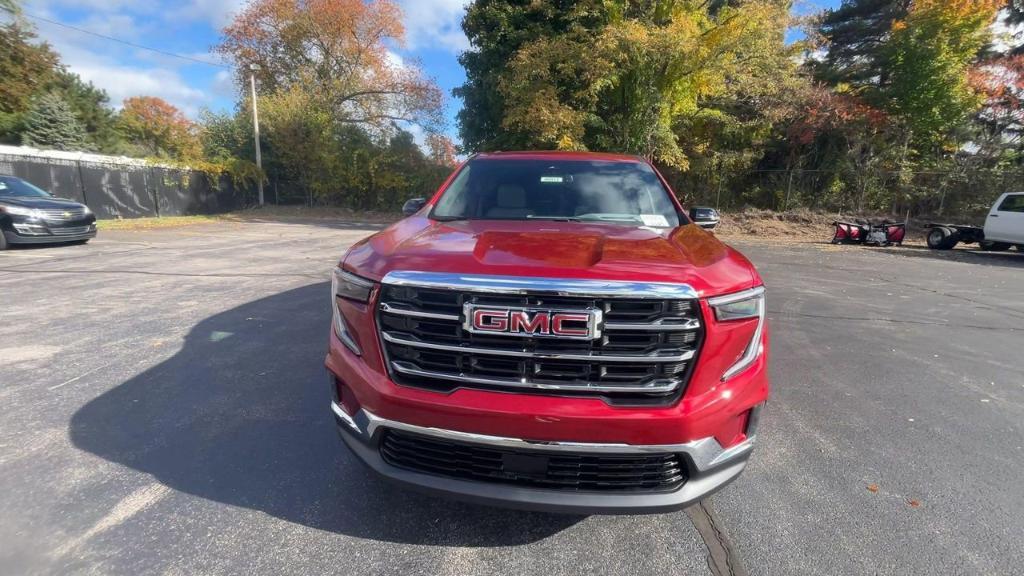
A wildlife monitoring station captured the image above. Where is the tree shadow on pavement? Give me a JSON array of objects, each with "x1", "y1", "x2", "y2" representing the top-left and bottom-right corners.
[{"x1": 68, "y1": 282, "x2": 581, "y2": 546}]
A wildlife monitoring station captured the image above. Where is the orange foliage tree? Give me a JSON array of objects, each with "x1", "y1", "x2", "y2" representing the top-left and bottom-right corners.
[
  {"x1": 426, "y1": 134, "x2": 458, "y2": 168},
  {"x1": 118, "y1": 96, "x2": 201, "y2": 160},
  {"x1": 216, "y1": 0, "x2": 443, "y2": 134}
]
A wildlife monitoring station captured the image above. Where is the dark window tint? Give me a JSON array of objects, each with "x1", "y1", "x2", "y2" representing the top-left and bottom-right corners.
[
  {"x1": 997, "y1": 194, "x2": 1024, "y2": 213},
  {"x1": 432, "y1": 159, "x2": 683, "y2": 227},
  {"x1": 0, "y1": 176, "x2": 52, "y2": 198}
]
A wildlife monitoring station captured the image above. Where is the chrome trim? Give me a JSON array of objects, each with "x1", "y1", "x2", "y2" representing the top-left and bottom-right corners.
[
  {"x1": 381, "y1": 271, "x2": 699, "y2": 300},
  {"x1": 381, "y1": 331, "x2": 695, "y2": 363},
  {"x1": 330, "y1": 401, "x2": 361, "y2": 433},
  {"x1": 379, "y1": 302, "x2": 461, "y2": 321},
  {"x1": 380, "y1": 302, "x2": 700, "y2": 333},
  {"x1": 709, "y1": 286, "x2": 766, "y2": 382},
  {"x1": 604, "y1": 318, "x2": 701, "y2": 332},
  {"x1": 333, "y1": 404, "x2": 756, "y2": 473},
  {"x1": 390, "y1": 360, "x2": 681, "y2": 393}
]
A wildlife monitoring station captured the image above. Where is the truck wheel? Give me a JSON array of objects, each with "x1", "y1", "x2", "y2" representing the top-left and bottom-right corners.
[
  {"x1": 927, "y1": 227, "x2": 958, "y2": 250},
  {"x1": 980, "y1": 241, "x2": 1012, "y2": 252}
]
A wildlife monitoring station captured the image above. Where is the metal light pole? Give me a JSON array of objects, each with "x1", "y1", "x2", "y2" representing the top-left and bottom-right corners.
[{"x1": 249, "y1": 63, "x2": 264, "y2": 206}]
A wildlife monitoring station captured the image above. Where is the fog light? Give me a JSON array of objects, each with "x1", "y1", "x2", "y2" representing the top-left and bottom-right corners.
[{"x1": 13, "y1": 223, "x2": 47, "y2": 235}]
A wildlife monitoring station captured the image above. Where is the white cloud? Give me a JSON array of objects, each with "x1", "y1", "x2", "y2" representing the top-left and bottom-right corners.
[
  {"x1": 395, "y1": 0, "x2": 470, "y2": 53},
  {"x1": 31, "y1": 16, "x2": 214, "y2": 117},
  {"x1": 73, "y1": 64, "x2": 209, "y2": 116},
  {"x1": 178, "y1": 0, "x2": 247, "y2": 28}
]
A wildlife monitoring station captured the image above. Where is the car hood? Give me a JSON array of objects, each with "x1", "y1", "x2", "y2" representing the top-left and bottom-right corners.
[
  {"x1": 343, "y1": 217, "x2": 760, "y2": 297},
  {"x1": 0, "y1": 196, "x2": 85, "y2": 209}
]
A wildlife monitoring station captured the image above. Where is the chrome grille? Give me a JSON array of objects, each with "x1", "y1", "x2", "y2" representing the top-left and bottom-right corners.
[
  {"x1": 40, "y1": 207, "x2": 87, "y2": 221},
  {"x1": 49, "y1": 225, "x2": 91, "y2": 236},
  {"x1": 376, "y1": 272, "x2": 703, "y2": 404}
]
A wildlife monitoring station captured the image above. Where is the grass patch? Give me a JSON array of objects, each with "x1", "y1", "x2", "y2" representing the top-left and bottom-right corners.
[
  {"x1": 95, "y1": 206, "x2": 401, "y2": 231},
  {"x1": 96, "y1": 214, "x2": 227, "y2": 231}
]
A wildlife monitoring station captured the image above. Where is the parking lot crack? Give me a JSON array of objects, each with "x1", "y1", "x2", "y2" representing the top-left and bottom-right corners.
[{"x1": 686, "y1": 498, "x2": 748, "y2": 576}]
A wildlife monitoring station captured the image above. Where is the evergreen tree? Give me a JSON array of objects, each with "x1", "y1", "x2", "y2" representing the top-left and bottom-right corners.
[
  {"x1": 52, "y1": 70, "x2": 120, "y2": 153},
  {"x1": 812, "y1": 0, "x2": 911, "y2": 88},
  {"x1": 21, "y1": 92, "x2": 88, "y2": 151}
]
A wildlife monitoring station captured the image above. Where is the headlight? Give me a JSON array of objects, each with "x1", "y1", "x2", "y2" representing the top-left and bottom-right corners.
[
  {"x1": 332, "y1": 267, "x2": 374, "y2": 303},
  {"x1": 0, "y1": 205, "x2": 43, "y2": 218},
  {"x1": 708, "y1": 286, "x2": 766, "y2": 381},
  {"x1": 82, "y1": 205, "x2": 93, "y2": 215},
  {"x1": 331, "y1": 267, "x2": 375, "y2": 355}
]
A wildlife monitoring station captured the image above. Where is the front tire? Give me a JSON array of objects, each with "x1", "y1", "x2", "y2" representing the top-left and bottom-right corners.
[{"x1": 927, "y1": 227, "x2": 958, "y2": 250}]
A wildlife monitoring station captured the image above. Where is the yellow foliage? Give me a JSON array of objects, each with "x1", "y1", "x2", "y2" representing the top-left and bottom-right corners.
[{"x1": 498, "y1": 0, "x2": 792, "y2": 168}]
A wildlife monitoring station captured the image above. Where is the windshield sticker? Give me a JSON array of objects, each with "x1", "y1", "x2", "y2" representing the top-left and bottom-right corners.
[
  {"x1": 640, "y1": 214, "x2": 670, "y2": 228},
  {"x1": 540, "y1": 176, "x2": 564, "y2": 183}
]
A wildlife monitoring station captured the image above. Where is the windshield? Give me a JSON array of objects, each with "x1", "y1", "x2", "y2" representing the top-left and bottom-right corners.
[
  {"x1": 0, "y1": 176, "x2": 52, "y2": 198},
  {"x1": 431, "y1": 158, "x2": 683, "y2": 227}
]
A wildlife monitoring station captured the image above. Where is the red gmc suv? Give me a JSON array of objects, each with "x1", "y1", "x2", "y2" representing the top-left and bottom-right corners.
[{"x1": 325, "y1": 151, "x2": 769, "y2": 514}]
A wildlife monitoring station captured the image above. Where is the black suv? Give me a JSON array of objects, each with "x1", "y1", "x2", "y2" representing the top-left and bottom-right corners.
[{"x1": 0, "y1": 175, "x2": 97, "y2": 250}]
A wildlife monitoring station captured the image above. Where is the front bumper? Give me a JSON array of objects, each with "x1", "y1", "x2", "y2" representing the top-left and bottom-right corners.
[{"x1": 332, "y1": 397, "x2": 760, "y2": 515}]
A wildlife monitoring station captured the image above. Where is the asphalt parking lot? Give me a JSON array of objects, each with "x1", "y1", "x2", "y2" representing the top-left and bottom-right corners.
[{"x1": 1, "y1": 220, "x2": 1022, "y2": 575}]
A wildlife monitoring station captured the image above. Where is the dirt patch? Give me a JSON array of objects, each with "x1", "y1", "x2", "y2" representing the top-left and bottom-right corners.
[{"x1": 715, "y1": 208, "x2": 929, "y2": 246}]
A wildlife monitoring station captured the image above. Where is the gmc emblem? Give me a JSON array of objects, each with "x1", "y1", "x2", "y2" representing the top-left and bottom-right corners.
[{"x1": 463, "y1": 304, "x2": 602, "y2": 340}]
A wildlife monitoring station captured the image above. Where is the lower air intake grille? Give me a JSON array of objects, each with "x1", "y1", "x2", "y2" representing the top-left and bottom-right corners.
[{"x1": 380, "y1": 429, "x2": 687, "y2": 493}]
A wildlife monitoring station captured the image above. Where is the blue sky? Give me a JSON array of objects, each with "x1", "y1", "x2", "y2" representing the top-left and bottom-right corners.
[{"x1": 19, "y1": 0, "x2": 840, "y2": 146}]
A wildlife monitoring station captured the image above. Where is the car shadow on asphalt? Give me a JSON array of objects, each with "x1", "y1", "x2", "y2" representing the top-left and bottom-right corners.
[{"x1": 68, "y1": 282, "x2": 582, "y2": 546}]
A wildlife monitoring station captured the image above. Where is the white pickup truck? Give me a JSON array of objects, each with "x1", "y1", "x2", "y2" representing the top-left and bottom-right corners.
[{"x1": 926, "y1": 192, "x2": 1024, "y2": 251}]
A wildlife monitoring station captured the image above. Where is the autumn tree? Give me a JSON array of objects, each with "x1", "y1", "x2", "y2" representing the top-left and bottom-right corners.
[
  {"x1": 968, "y1": 54, "x2": 1024, "y2": 158},
  {"x1": 21, "y1": 92, "x2": 87, "y2": 150},
  {"x1": 118, "y1": 96, "x2": 201, "y2": 160},
  {"x1": 883, "y1": 0, "x2": 1002, "y2": 145},
  {"x1": 426, "y1": 134, "x2": 458, "y2": 167},
  {"x1": 216, "y1": 0, "x2": 442, "y2": 136},
  {"x1": 492, "y1": 0, "x2": 795, "y2": 168},
  {"x1": 455, "y1": 0, "x2": 607, "y2": 152},
  {"x1": 0, "y1": 19, "x2": 60, "y2": 141}
]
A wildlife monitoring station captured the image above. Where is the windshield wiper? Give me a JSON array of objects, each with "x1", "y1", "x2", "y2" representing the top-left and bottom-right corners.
[{"x1": 525, "y1": 215, "x2": 582, "y2": 222}]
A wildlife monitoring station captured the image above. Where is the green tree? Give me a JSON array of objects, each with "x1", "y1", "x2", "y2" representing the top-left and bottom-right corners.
[
  {"x1": 492, "y1": 0, "x2": 795, "y2": 167},
  {"x1": 0, "y1": 19, "x2": 60, "y2": 142},
  {"x1": 884, "y1": 0, "x2": 1002, "y2": 144},
  {"x1": 455, "y1": 0, "x2": 606, "y2": 152},
  {"x1": 21, "y1": 92, "x2": 87, "y2": 150},
  {"x1": 52, "y1": 70, "x2": 121, "y2": 153}
]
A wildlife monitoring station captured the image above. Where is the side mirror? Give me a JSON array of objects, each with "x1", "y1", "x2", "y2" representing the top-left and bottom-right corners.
[
  {"x1": 402, "y1": 197, "x2": 427, "y2": 216},
  {"x1": 689, "y1": 207, "x2": 720, "y2": 230}
]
